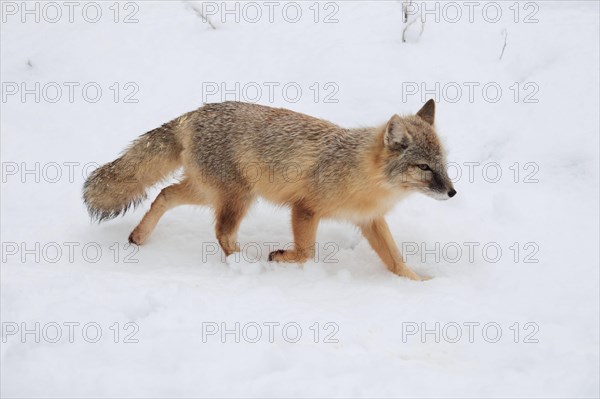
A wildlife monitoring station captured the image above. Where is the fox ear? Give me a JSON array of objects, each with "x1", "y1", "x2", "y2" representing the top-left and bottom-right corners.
[
  {"x1": 384, "y1": 114, "x2": 412, "y2": 151},
  {"x1": 416, "y1": 99, "x2": 435, "y2": 125}
]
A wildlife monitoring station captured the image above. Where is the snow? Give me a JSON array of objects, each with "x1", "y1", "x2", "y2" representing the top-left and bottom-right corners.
[{"x1": 1, "y1": 1, "x2": 599, "y2": 397}]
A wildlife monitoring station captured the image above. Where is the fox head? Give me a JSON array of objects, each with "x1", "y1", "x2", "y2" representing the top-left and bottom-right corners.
[{"x1": 382, "y1": 99, "x2": 456, "y2": 200}]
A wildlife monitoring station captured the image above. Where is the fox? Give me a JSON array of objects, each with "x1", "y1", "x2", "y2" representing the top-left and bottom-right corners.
[{"x1": 83, "y1": 99, "x2": 456, "y2": 281}]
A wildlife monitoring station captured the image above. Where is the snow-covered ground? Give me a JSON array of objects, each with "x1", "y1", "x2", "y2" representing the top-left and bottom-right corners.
[{"x1": 1, "y1": 1, "x2": 599, "y2": 397}]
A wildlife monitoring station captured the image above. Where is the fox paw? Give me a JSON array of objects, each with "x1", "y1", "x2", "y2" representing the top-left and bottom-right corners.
[
  {"x1": 268, "y1": 249, "x2": 286, "y2": 262},
  {"x1": 268, "y1": 249, "x2": 309, "y2": 263},
  {"x1": 397, "y1": 269, "x2": 431, "y2": 281},
  {"x1": 128, "y1": 228, "x2": 147, "y2": 245},
  {"x1": 413, "y1": 274, "x2": 432, "y2": 281}
]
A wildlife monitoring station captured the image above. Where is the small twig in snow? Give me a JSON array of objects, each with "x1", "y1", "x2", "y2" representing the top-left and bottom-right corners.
[
  {"x1": 402, "y1": 17, "x2": 417, "y2": 43},
  {"x1": 184, "y1": 1, "x2": 216, "y2": 30},
  {"x1": 403, "y1": 0, "x2": 412, "y2": 23},
  {"x1": 402, "y1": 1, "x2": 424, "y2": 43},
  {"x1": 499, "y1": 29, "x2": 508, "y2": 60}
]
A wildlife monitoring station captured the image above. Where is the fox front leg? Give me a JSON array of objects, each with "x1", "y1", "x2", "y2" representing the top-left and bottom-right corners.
[
  {"x1": 359, "y1": 217, "x2": 430, "y2": 281},
  {"x1": 269, "y1": 204, "x2": 319, "y2": 263}
]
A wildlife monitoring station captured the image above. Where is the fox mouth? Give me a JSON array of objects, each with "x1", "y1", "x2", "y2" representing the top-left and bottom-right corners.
[
  {"x1": 430, "y1": 191, "x2": 450, "y2": 200},
  {"x1": 424, "y1": 188, "x2": 456, "y2": 201},
  {"x1": 399, "y1": 183, "x2": 454, "y2": 200}
]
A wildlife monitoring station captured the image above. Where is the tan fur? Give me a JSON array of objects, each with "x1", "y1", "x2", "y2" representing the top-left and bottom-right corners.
[{"x1": 83, "y1": 100, "x2": 455, "y2": 280}]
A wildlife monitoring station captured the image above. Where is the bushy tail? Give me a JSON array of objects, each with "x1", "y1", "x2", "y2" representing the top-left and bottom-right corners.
[{"x1": 83, "y1": 120, "x2": 184, "y2": 222}]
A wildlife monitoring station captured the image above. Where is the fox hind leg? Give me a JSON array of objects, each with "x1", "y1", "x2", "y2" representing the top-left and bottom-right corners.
[
  {"x1": 269, "y1": 204, "x2": 319, "y2": 263},
  {"x1": 215, "y1": 194, "x2": 253, "y2": 257},
  {"x1": 128, "y1": 179, "x2": 205, "y2": 245}
]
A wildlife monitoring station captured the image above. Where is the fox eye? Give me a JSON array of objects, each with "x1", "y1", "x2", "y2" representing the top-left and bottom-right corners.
[{"x1": 417, "y1": 164, "x2": 430, "y2": 171}]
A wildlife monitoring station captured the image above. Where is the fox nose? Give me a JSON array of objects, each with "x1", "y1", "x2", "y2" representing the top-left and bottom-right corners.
[{"x1": 448, "y1": 189, "x2": 457, "y2": 198}]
